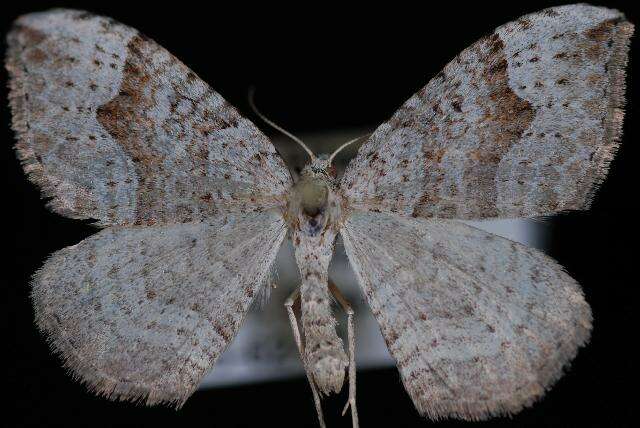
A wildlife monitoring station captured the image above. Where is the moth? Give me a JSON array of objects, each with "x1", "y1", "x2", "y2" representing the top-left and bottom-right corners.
[{"x1": 6, "y1": 4, "x2": 632, "y2": 427}]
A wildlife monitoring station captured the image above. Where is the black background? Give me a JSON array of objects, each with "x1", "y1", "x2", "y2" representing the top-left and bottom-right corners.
[{"x1": 3, "y1": 1, "x2": 637, "y2": 427}]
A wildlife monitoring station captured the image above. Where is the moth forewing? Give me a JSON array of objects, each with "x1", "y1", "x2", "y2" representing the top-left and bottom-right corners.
[
  {"x1": 341, "y1": 4, "x2": 632, "y2": 220},
  {"x1": 7, "y1": 9, "x2": 291, "y2": 228}
]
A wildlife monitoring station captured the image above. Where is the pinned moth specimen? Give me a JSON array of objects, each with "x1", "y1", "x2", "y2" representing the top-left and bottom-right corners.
[{"x1": 6, "y1": 4, "x2": 632, "y2": 427}]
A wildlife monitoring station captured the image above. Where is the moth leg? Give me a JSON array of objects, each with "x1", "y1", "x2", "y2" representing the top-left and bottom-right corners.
[
  {"x1": 285, "y1": 288, "x2": 326, "y2": 428},
  {"x1": 328, "y1": 280, "x2": 359, "y2": 428}
]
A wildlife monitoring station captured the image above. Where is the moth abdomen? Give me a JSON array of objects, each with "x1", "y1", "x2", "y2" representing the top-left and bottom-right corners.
[{"x1": 300, "y1": 278, "x2": 348, "y2": 396}]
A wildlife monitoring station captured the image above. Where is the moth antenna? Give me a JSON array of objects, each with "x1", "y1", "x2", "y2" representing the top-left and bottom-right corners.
[
  {"x1": 248, "y1": 87, "x2": 316, "y2": 160},
  {"x1": 328, "y1": 134, "x2": 370, "y2": 164}
]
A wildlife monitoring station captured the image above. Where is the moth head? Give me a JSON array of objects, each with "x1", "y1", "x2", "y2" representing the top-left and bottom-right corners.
[
  {"x1": 298, "y1": 131, "x2": 371, "y2": 182},
  {"x1": 300, "y1": 155, "x2": 335, "y2": 180}
]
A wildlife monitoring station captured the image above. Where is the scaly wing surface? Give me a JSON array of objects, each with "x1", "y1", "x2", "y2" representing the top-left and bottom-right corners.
[
  {"x1": 33, "y1": 211, "x2": 287, "y2": 406},
  {"x1": 7, "y1": 9, "x2": 291, "y2": 226},
  {"x1": 341, "y1": 5, "x2": 632, "y2": 219},
  {"x1": 342, "y1": 211, "x2": 591, "y2": 420}
]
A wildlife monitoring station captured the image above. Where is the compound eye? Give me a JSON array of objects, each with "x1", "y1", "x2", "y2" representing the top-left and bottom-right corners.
[{"x1": 327, "y1": 165, "x2": 337, "y2": 178}]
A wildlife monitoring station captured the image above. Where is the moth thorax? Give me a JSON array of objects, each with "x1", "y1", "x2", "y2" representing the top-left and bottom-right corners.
[{"x1": 298, "y1": 178, "x2": 328, "y2": 217}]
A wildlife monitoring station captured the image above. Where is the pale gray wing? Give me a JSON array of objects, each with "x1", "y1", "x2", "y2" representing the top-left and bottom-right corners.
[
  {"x1": 341, "y1": 210, "x2": 591, "y2": 420},
  {"x1": 32, "y1": 211, "x2": 286, "y2": 406},
  {"x1": 6, "y1": 9, "x2": 291, "y2": 226},
  {"x1": 341, "y1": 4, "x2": 633, "y2": 219}
]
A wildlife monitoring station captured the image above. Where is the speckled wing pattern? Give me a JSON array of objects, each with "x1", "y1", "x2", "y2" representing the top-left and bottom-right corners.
[
  {"x1": 342, "y1": 4, "x2": 632, "y2": 219},
  {"x1": 33, "y1": 212, "x2": 286, "y2": 406},
  {"x1": 6, "y1": 9, "x2": 291, "y2": 406},
  {"x1": 342, "y1": 211, "x2": 591, "y2": 420},
  {"x1": 340, "y1": 3, "x2": 631, "y2": 421},
  {"x1": 7, "y1": 9, "x2": 291, "y2": 227}
]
